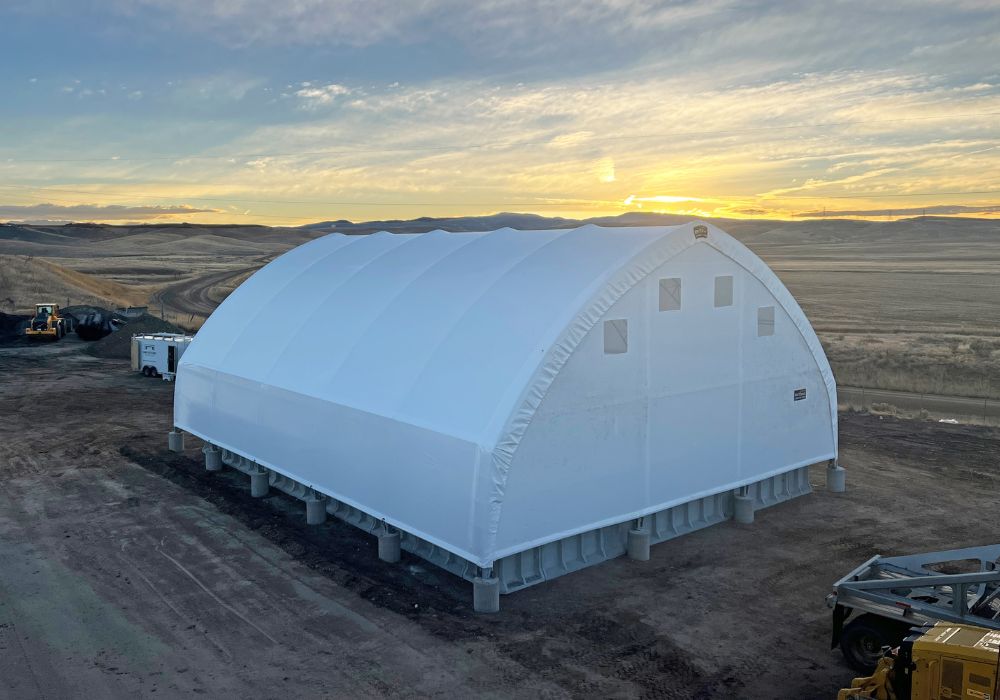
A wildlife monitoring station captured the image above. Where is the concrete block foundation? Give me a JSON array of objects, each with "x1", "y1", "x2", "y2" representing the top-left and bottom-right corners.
[
  {"x1": 167, "y1": 429, "x2": 184, "y2": 453},
  {"x1": 378, "y1": 530, "x2": 401, "y2": 563},
  {"x1": 250, "y1": 468, "x2": 270, "y2": 498},
  {"x1": 203, "y1": 445, "x2": 222, "y2": 472},
  {"x1": 734, "y1": 494, "x2": 754, "y2": 524},
  {"x1": 305, "y1": 496, "x2": 327, "y2": 525},
  {"x1": 473, "y1": 577, "x2": 500, "y2": 613},
  {"x1": 626, "y1": 528, "x2": 650, "y2": 561},
  {"x1": 827, "y1": 463, "x2": 847, "y2": 493}
]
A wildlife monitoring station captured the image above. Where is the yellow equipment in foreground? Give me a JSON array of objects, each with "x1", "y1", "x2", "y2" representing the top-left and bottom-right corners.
[
  {"x1": 838, "y1": 622, "x2": 999, "y2": 700},
  {"x1": 24, "y1": 303, "x2": 71, "y2": 340}
]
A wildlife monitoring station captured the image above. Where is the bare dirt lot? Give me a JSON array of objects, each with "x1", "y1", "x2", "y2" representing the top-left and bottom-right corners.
[{"x1": 2, "y1": 338, "x2": 997, "y2": 699}]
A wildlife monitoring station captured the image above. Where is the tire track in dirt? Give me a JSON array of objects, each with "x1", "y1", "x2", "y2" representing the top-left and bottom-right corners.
[{"x1": 149, "y1": 256, "x2": 271, "y2": 321}]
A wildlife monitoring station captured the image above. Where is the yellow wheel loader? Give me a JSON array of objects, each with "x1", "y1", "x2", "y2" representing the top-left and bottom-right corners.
[
  {"x1": 837, "y1": 621, "x2": 999, "y2": 700},
  {"x1": 24, "y1": 303, "x2": 73, "y2": 341}
]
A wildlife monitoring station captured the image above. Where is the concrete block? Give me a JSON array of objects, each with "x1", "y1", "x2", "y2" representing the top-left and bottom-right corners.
[
  {"x1": 250, "y1": 468, "x2": 270, "y2": 498},
  {"x1": 473, "y1": 577, "x2": 500, "y2": 613},
  {"x1": 378, "y1": 530, "x2": 401, "y2": 563},
  {"x1": 734, "y1": 494, "x2": 754, "y2": 524},
  {"x1": 203, "y1": 445, "x2": 221, "y2": 472},
  {"x1": 167, "y1": 429, "x2": 184, "y2": 453},
  {"x1": 306, "y1": 496, "x2": 327, "y2": 525},
  {"x1": 626, "y1": 528, "x2": 650, "y2": 561},
  {"x1": 827, "y1": 464, "x2": 847, "y2": 493}
]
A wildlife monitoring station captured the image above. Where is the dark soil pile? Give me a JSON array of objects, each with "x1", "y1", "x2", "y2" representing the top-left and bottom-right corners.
[
  {"x1": 0, "y1": 311, "x2": 30, "y2": 344},
  {"x1": 63, "y1": 305, "x2": 120, "y2": 322},
  {"x1": 86, "y1": 314, "x2": 186, "y2": 359}
]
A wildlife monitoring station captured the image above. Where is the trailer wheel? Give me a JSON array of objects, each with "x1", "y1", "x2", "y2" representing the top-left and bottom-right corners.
[
  {"x1": 142, "y1": 366, "x2": 151, "y2": 377},
  {"x1": 840, "y1": 614, "x2": 908, "y2": 674}
]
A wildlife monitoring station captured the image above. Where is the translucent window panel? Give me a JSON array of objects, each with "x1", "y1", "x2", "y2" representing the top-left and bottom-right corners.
[
  {"x1": 659, "y1": 277, "x2": 682, "y2": 311},
  {"x1": 758, "y1": 305, "x2": 775, "y2": 336},
  {"x1": 603, "y1": 318, "x2": 628, "y2": 354},
  {"x1": 714, "y1": 275, "x2": 733, "y2": 307}
]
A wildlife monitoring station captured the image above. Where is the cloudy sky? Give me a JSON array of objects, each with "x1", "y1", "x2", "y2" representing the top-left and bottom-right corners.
[{"x1": 1, "y1": 0, "x2": 998, "y2": 224}]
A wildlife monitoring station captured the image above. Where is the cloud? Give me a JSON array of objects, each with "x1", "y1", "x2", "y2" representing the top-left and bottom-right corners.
[
  {"x1": 625, "y1": 195, "x2": 705, "y2": 205},
  {"x1": 6, "y1": 1, "x2": 999, "y2": 223},
  {"x1": 294, "y1": 83, "x2": 351, "y2": 109},
  {"x1": 0, "y1": 203, "x2": 217, "y2": 222},
  {"x1": 100, "y1": 0, "x2": 1000, "y2": 93},
  {"x1": 795, "y1": 204, "x2": 1000, "y2": 218}
]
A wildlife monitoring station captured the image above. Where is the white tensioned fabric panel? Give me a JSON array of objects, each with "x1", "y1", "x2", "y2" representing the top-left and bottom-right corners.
[{"x1": 176, "y1": 221, "x2": 836, "y2": 566}]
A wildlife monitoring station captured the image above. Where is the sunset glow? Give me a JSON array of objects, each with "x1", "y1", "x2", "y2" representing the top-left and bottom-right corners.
[{"x1": 1, "y1": 2, "x2": 998, "y2": 225}]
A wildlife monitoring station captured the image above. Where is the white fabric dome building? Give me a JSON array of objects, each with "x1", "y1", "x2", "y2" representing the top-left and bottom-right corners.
[{"x1": 173, "y1": 221, "x2": 838, "y2": 606}]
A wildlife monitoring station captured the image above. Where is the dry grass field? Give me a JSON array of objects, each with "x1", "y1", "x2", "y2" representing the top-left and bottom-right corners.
[
  {"x1": 1, "y1": 215, "x2": 997, "y2": 397},
  {"x1": 0, "y1": 255, "x2": 148, "y2": 313}
]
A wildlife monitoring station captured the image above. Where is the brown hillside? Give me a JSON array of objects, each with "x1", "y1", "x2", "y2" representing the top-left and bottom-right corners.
[{"x1": 0, "y1": 255, "x2": 148, "y2": 314}]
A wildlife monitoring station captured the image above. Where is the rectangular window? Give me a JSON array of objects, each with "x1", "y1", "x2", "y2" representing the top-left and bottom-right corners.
[
  {"x1": 603, "y1": 319, "x2": 628, "y2": 354},
  {"x1": 714, "y1": 275, "x2": 733, "y2": 307},
  {"x1": 659, "y1": 277, "x2": 682, "y2": 311},
  {"x1": 757, "y1": 306, "x2": 775, "y2": 336}
]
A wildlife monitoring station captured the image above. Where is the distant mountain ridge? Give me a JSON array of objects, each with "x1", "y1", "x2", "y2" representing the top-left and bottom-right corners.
[{"x1": 1, "y1": 213, "x2": 997, "y2": 256}]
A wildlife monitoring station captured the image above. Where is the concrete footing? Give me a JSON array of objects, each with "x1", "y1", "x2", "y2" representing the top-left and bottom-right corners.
[
  {"x1": 203, "y1": 445, "x2": 221, "y2": 472},
  {"x1": 167, "y1": 429, "x2": 184, "y2": 453},
  {"x1": 626, "y1": 528, "x2": 650, "y2": 561},
  {"x1": 250, "y1": 468, "x2": 270, "y2": 498},
  {"x1": 473, "y1": 577, "x2": 500, "y2": 613},
  {"x1": 734, "y1": 494, "x2": 754, "y2": 524},
  {"x1": 378, "y1": 530, "x2": 401, "y2": 563},
  {"x1": 827, "y1": 463, "x2": 847, "y2": 493},
  {"x1": 306, "y1": 496, "x2": 327, "y2": 525}
]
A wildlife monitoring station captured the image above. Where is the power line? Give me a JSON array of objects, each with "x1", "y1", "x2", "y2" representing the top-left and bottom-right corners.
[{"x1": 2, "y1": 111, "x2": 998, "y2": 164}]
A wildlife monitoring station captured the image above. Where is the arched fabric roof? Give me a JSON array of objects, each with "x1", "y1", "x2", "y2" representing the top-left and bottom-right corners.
[{"x1": 175, "y1": 222, "x2": 836, "y2": 566}]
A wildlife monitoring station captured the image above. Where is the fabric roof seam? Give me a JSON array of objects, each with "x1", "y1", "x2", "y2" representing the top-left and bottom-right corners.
[
  {"x1": 478, "y1": 225, "x2": 675, "y2": 447},
  {"x1": 213, "y1": 232, "x2": 368, "y2": 369},
  {"x1": 709, "y1": 229, "x2": 837, "y2": 450},
  {"x1": 490, "y1": 223, "x2": 837, "y2": 459},
  {"x1": 384, "y1": 225, "x2": 584, "y2": 423},
  {"x1": 310, "y1": 227, "x2": 523, "y2": 419},
  {"x1": 484, "y1": 226, "x2": 694, "y2": 549},
  {"x1": 257, "y1": 231, "x2": 427, "y2": 388},
  {"x1": 269, "y1": 229, "x2": 477, "y2": 396}
]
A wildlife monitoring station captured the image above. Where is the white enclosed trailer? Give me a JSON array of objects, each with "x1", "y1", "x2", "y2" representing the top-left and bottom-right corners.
[
  {"x1": 173, "y1": 222, "x2": 841, "y2": 610},
  {"x1": 132, "y1": 333, "x2": 194, "y2": 380}
]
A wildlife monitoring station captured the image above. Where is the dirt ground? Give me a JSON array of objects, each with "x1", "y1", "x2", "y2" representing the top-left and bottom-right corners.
[{"x1": 1, "y1": 338, "x2": 998, "y2": 699}]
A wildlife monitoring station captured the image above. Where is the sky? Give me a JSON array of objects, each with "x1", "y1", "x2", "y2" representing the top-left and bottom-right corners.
[{"x1": 1, "y1": 0, "x2": 998, "y2": 225}]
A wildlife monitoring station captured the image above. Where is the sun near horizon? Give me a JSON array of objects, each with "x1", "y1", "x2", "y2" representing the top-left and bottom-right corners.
[{"x1": 1, "y1": 2, "x2": 997, "y2": 227}]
